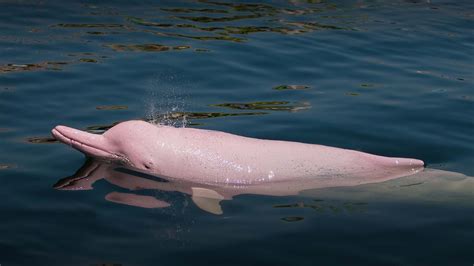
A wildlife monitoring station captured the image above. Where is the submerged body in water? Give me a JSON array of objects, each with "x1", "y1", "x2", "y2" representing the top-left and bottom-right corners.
[{"x1": 52, "y1": 120, "x2": 424, "y2": 187}]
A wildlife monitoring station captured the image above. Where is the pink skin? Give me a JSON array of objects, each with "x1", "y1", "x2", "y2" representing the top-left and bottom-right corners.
[{"x1": 51, "y1": 120, "x2": 424, "y2": 186}]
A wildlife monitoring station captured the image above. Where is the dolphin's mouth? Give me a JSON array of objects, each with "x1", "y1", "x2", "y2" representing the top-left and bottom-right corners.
[{"x1": 51, "y1": 125, "x2": 131, "y2": 165}]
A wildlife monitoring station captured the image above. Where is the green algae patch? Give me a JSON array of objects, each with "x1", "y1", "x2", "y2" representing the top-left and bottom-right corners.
[
  {"x1": 273, "y1": 85, "x2": 310, "y2": 91},
  {"x1": 96, "y1": 105, "x2": 128, "y2": 110}
]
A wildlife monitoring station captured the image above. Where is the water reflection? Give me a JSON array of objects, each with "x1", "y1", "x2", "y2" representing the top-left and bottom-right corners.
[
  {"x1": 43, "y1": 0, "x2": 353, "y2": 52},
  {"x1": 53, "y1": 159, "x2": 472, "y2": 215}
]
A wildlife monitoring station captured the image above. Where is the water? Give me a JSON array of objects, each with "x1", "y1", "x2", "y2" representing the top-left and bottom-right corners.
[{"x1": 0, "y1": 0, "x2": 473, "y2": 265}]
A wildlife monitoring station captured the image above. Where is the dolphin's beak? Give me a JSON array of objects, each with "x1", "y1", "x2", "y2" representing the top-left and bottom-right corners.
[{"x1": 52, "y1": 125, "x2": 118, "y2": 159}]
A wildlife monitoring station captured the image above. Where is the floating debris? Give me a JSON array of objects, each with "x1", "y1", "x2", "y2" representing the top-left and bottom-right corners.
[
  {"x1": 96, "y1": 105, "x2": 128, "y2": 110},
  {"x1": 273, "y1": 85, "x2": 310, "y2": 91},
  {"x1": 281, "y1": 216, "x2": 304, "y2": 222}
]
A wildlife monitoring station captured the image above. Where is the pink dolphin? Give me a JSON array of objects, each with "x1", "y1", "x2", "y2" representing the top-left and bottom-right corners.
[{"x1": 51, "y1": 120, "x2": 424, "y2": 186}]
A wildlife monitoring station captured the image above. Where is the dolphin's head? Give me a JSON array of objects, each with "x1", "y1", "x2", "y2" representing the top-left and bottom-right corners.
[{"x1": 52, "y1": 120, "x2": 161, "y2": 171}]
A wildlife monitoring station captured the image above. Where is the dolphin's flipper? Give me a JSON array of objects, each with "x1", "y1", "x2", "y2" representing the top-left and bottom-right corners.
[
  {"x1": 105, "y1": 191, "x2": 170, "y2": 208},
  {"x1": 191, "y1": 187, "x2": 225, "y2": 215}
]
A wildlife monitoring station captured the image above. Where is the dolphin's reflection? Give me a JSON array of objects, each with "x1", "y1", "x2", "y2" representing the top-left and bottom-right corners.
[
  {"x1": 54, "y1": 159, "x2": 473, "y2": 215},
  {"x1": 55, "y1": 158, "x2": 348, "y2": 215}
]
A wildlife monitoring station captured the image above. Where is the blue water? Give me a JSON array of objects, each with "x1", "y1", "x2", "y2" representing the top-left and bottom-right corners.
[{"x1": 1, "y1": 0, "x2": 473, "y2": 265}]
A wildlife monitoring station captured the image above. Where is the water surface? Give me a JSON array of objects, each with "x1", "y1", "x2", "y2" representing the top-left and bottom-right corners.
[{"x1": 0, "y1": 0, "x2": 473, "y2": 265}]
